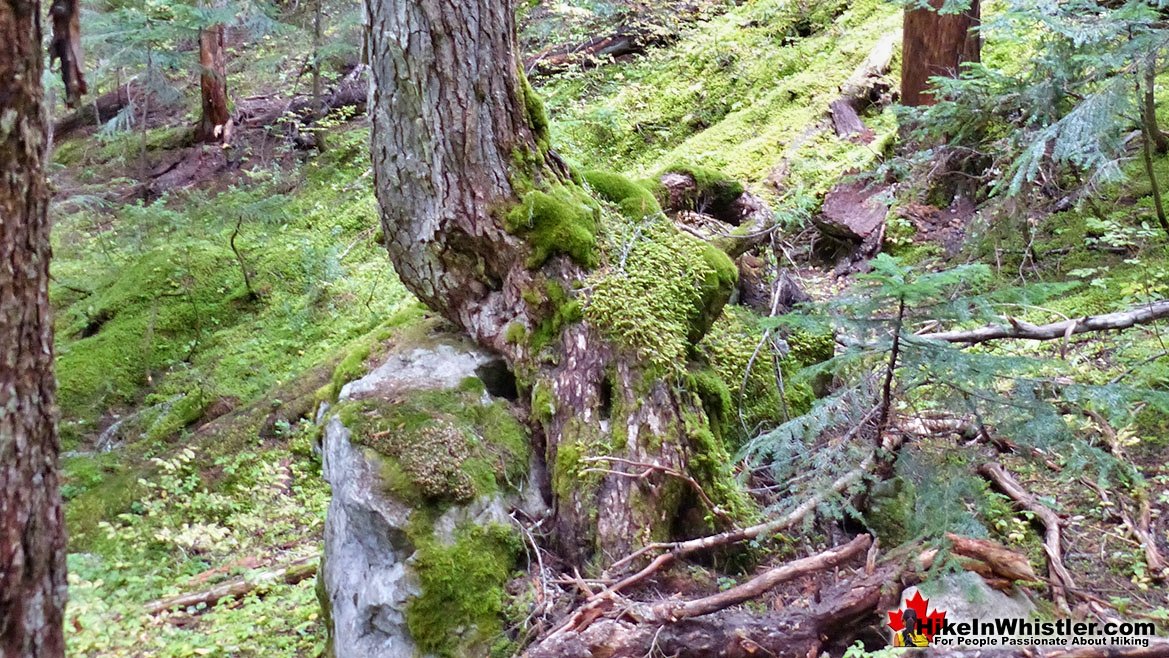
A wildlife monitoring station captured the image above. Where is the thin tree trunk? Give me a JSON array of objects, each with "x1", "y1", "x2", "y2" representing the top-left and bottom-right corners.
[
  {"x1": 197, "y1": 23, "x2": 230, "y2": 143},
  {"x1": 365, "y1": 0, "x2": 737, "y2": 563},
  {"x1": 0, "y1": 2, "x2": 68, "y2": 656},
  {"x1": 49, "y1": 0, "x2": 87, "y2": 108},
  {"x1": 901, "y1": 0, "x2": 981, "y2": 107},
  {"x1": 1143, "y1": 54, "x2": 1168, "y2": 155},
  {"x1": 311, "y1": 0, "x2": 323, "y2": 116}
]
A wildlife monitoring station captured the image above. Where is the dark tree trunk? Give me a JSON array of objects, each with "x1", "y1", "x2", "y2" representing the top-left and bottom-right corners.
[
  {"x1": 49, "y1": 0, "x2": 87, "y2": 108},
  {"x1": 197, "y1": 23, "x2": 230, "y2": 143},
  {"x1": 0, "y1": 2, "x2": 68, "y2": 656},
  {"x1": 365, "y1": 0, "x2": 737, "y2": 564},
  {"x1": 901, "y1": 0, "x2": 981, "y2": 107}
]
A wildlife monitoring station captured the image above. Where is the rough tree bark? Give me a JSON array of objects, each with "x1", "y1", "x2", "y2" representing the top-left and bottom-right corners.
[
  {"x1": 197, "y1": 22, "x2": 230, "y2": 143},
  {"x1": 365, "y1": 0, "x2": 739, "y2": 564},
  {"x1": 901, "y1": 0, "x2": 981, "y2": 107},
  {"x1": 0, "y1": 1, "x2": 68, "y2": 656}
]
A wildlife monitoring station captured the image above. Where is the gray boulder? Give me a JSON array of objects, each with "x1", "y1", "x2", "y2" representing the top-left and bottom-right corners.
[{"x1": 319, "y1": 335, "x2": 544, "y2": 658}]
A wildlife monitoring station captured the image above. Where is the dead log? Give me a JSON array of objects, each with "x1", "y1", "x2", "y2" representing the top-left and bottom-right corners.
[
  {"x1": 49, "y1": 0, "x2": 87, "y2": 108},
  {"x1": 839, "y1": 32, "x2": 899, "y2": 109},
  {"x1": 145, "y1": 555, "x2": 318, "y2": 615},
  {"x1": 525, "y1": 25, "x2": 669, "y2": 77},
  {"x1": 945, "y1": 533, "x2": 1041, "y2": 585},
  {"x1": 656, "y1": 171, "x2": 776, "y2": 258},
  {"x1": 922, "y1": 300, "x2": 1169, "y2": 345},
  {"x1": 53, "y1": 84, "x2": 134, "y2": 138},
  {"x1": 830, "y1": 99, "x2": 875, "y2": 141}
]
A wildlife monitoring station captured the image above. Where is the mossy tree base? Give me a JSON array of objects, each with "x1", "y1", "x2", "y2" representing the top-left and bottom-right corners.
[{"x1": 365, "y1": 0, "x2": 765, "y2": 567}]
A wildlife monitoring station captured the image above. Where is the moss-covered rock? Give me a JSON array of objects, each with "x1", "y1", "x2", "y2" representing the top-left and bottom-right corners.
[
  {"x1": 405, "y1": 520, "x2": 522, "y2": 658},
  {"x1": 337, "y1": 388, "x2": 529, "y2": 506}
]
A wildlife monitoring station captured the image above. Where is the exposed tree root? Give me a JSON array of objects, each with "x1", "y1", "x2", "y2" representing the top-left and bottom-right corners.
[
  {"x1": 978, "y1": 462, "x2": 1076, "y2": 615},
  {"x1": 922, "y1": 300, "x2": 1169, "y2": 345},
  {"x1": 525, "y1": 536, "x2": 900, "y2": 658}
]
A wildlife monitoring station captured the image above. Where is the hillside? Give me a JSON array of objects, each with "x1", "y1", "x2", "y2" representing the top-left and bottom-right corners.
[{"x1": 21, "y1": 0, "x2": 1169, "y2": 656}]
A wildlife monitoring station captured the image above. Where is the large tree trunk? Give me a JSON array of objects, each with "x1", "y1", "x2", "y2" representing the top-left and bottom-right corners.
[
  {"x1": 197, "y1": 23, "x2": 230, "y2": 143},
  {"x1": 365, "y1": 0, "x2": 738, "y2": 564},
  {"x1": 901, "y1": 0, "x2": 981, "y2": 107},
  {"x1": 0, "y1": 1, "x2": 68, "y2": 656}
]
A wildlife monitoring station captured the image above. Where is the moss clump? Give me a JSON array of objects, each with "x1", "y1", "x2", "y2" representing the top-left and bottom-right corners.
[
  {"x1": 505, "y1": 184, "x2": 601, "y2": 269},
  {"x1": 406, "y1": 521, "x2": 522, "y2": 658},
  {"x1": 698, "y1": 307, "x2": 829, "y2": 445},
  {"x1": 582, "y1": 169, "x2": 663, "y2": 220},
  {"x1": 681, "y1": 408, "x2": 756, "y2": 526},
  {"x1": 688, "y1": 367, "x2": 734, "y2": 440},
  {"x1": 658, "y1": 163, "x2": 746, "y2": 213},
  {"x1": 864, "y1": 477, "x2": 916, "y2": 547},
  {"x1": 694, "y1": 244, "x2": 739, "y2": 341},
  {"x1": 585, "y1": 216, "x2": 737, "y2": 372},
  {"x1": 552, "y1": 439, "x2": 585, "y2": 501},
  {"x1": 531, "y1": 380, "x2": 556, "y2": 423},
  {"x1": 325, "y1": 343, "x2": 372, "y2": 402},
  {"x1": 529, "y1": 281, "x2": 584, "y2": 352},
  {"x1": 337, "y1": 389, "x2": 530, "y2": 505},
  {"x1": 518, "y1": 67, "x2": 551, "y2": 152},
  {"x1": 504, "y1": 322, "x2": 528, "y2": 345}
]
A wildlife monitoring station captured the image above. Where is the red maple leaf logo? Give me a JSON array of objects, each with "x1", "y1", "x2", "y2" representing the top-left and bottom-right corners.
[{"x1": 887, "y1": 591, "x2": 947, "y2": 641}]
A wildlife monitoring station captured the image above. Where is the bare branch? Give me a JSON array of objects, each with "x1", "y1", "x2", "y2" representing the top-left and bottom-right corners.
[{"x1": 922, "y1": 300, "x2": 1169, "y2": 345}]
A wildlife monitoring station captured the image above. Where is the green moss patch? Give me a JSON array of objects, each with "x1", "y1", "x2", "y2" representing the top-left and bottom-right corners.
[
  {"x1": 504, "y1": 184, "x2": 601, "y2": 269},
  {"x1": 698, "y1": 307, "x2": 830, "y2": 444},
  {"x1": 337, "y1": 389, "x2": 530, "y2": 505},
  {"x1": 406, "y1": 520, "x2": 522, "y2": 658},
  {"x1": 582, "y1": 169, "x2": 663, "y2": 220},
  {"x1": 537, "y1": 0, "x2": 898, "y2": 190},
  {"x1": 585, "y1": 215, "x2": 737, "y2": 372}
]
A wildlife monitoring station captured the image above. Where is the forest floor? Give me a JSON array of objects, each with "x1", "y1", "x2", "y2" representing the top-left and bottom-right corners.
[{"x1": 52, "y1": 0, "x2": 1169, "y2": 656}]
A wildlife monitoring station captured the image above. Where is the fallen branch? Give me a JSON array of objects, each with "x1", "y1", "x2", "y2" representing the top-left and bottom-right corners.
[
  {"x1": 646, "y1": 534, "x2": 871, "y2": 622},
  {"x1": 922, "y1": 300, "x2": 1169, "y2": 345},
  {"x1": 145, "y1": 555, "x2": 318, "y2": 616},
  {"x1": 526, "y1": 555, "x2": 905, "y2": 658},
  {"x1": 945, "y1": 532, "x2": 1041, "y2": 585},
  {"x1": 1081, "y1": 478, "x2": 1168, "y2": 584},
  {"x1": 977, "y1": 462, "x2": 1075, "y2": 614}
]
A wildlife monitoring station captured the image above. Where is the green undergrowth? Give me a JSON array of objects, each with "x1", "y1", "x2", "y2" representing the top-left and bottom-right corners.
[
  {"x1": 957, "y1": 142, "x2": 1169, "y2": 392},
  {"x1": 537, "y1": 0, "x2": 900, "y2": 190},
  {"x1": 52, "y1": 125, "x2": 413, "y2": 450},
  {"x1": 54, "y1": 123, "x2": 411, "y2": 655},
  {"x1": 336, "y1": 385, "x2": 531, "y2": 506},
  {"x1": 699, "y1": 306, "x2": 834, "y2": 446},
  {"x1": 66, "y1": 446, "x2": 329, "y2": 657}
]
